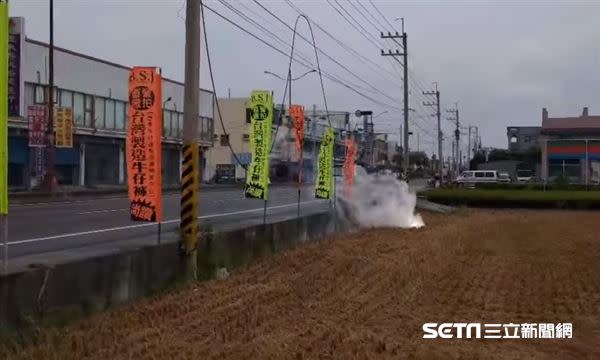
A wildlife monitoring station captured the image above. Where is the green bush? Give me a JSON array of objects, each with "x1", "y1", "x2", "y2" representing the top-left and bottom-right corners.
[
  {"x1": 421, "y1": 188, "x2": 600, "y2": 210},
  {"x1": 463, "y1": 182, "x2": 600, "y2": 192}
]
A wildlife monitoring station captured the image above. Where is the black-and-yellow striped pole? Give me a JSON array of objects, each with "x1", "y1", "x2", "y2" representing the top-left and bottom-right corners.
[{"x1": 180, "y1": 142, "x2": 199, "y2": 254}]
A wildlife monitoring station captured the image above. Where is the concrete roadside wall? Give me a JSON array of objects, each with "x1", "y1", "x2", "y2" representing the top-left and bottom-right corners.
[{"x1": 0, "y1": 211, "x2": 347, "y2": 334}]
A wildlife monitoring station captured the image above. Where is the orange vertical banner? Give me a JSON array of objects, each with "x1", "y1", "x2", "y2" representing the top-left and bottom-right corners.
[
  {"x1": 127, "y1": 67, "x2": 162, "y2": 222},
  {"x1": 343, "y1": 138, "x2": 356, "y2": 197},
  {"x1": 289, "y1": 105, "x2": 305, "y2": 161}
]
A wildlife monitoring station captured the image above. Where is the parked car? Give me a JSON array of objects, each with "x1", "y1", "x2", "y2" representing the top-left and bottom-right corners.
[
  {"x1": 498, "y1": 172, "x2": 511, "y2": 183},
  {"x1": 456, "y1": 170, "x2": 499, "y2": 185},
  {"x1": 516, "y1": 169, "x2": 533, "y2": 183}
]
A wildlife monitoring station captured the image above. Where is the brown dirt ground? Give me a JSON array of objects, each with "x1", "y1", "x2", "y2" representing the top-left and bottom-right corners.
[{"x1": 1, "y1": 209, "x2": 600, "y2": 359}]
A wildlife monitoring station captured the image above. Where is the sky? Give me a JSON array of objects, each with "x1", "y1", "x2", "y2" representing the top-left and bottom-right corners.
[{"x1": 9, "y1": 0, "x2": 600, "y2": 157}]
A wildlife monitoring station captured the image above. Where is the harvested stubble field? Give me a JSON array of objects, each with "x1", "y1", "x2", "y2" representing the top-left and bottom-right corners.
[{"x1": 2, "y1": 210, "x2": 599, "y2": 359}]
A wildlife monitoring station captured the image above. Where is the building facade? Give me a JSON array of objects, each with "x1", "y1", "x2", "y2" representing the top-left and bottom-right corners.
[
  {"x1": 540, "y1": 107, "x2": 600, "y2": 183},
  {"x1": 8, "y1": 17, "x2": 214, "y2": 189},
  {"x1": 206, "y1": 99, "x2": 350, "y2": 183},
  {"x1": 507, "y1": 126, "x2": 541, "y2": 152}
]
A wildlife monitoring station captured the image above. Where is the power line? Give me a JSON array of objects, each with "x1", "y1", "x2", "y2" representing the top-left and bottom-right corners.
[
  {"x1": 368, "y1": 0, "x2": 396, "y2": 30},
  {"x1": 333, "y1": 0, "x2": 382, "y2": 45},
  {"x1": 354, "y1": 0, "x2": 387, "y2": 31},
  {"x1": 250, "y1": 0, "x2": 401, "y2": 104},
  {"x1": 326, "y1": 0, "x2": 404, "y2": 75},
  {"x1": 201, "y1": 1, "x2": 246, "y2": 168},
  {"x1": 284, "y1": 0, "x2": 402, "y2": 91},
  {"x1": 202, "y1": 2, "x2": 402, "y2": 111}
]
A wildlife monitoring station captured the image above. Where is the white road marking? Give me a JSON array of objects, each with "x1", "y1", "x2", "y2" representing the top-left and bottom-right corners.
[
  {"x1": 77, "y1": 197, "x2": 255, "y2": 215},
  {"x1": 8, "y1": 200, "x2": 325, "y2": 246},
  {"x1": 8, "y1": 187, "x2": 301, "y2": 208},
  {"x1": 78, "y1": 208, "x2": 129, "y2": 215}
]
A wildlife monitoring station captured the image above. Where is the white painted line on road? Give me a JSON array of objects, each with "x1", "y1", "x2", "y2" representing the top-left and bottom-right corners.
[
  {"x1": 78, "y1": 208, "x2": 129, "y2": 215},
  {"x1": 77, "y1": 198, "x2": 252, "y2": 215},
  {"x1": 8, "y1": 200, "x2": 325, "y2": 246}
]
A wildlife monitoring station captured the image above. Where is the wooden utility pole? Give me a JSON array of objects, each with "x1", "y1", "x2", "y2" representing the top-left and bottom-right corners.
[
  {"x1": 381, "y1": 19, "x2": 409, "y2": 174},
  {"x1": 43, "y1": 0, "x2": 57, "y2": 192},
  {"x1": 447, "y1": 104, "x2": 459, "y2": 178},
  {"x1": 423, "y1": 84, "x2": 442, "y2": 180},
  {"x1": 180, "y1": 0, "x2": 201, "y2": 277}
]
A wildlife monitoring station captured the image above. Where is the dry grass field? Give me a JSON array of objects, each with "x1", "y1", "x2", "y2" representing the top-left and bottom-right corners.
[{"x1": 1, "y1": 209, "x2": 599, "y2": 359}]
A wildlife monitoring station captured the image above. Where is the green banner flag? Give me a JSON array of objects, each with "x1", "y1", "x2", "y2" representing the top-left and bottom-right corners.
[
  {"x1": 0, "y1": 1, "x2": 9, "y2": 215},
  {"x1": 315, "y1": 127, "x2": 334, "y2": 199},
  {"x1": 245, "y1": 90, "x2": 273, "y2": 200}
]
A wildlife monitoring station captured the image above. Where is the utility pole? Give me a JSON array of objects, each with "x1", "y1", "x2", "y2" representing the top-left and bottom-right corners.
[
  {"x1": 451, "y1": 140, "x2": 456, "y2": 176},
  {"x1": 180, "y1": 0, "x2": 201, "y2": 276},
  {"x1": 381, "y1": 19, "x2": 409, "y2": 174},
  {"x1": 446, "y1": 104, "x2": 459, "y2": 178},
  {"x1": 423, "y1": 83, "x2": 442, "y2": 180},
  {"x1": 467, "y1": 126, "x2": 472, "y2": 169},
  {"x1": 43, "y1": 0, "x2": 57, "y2": 192}
]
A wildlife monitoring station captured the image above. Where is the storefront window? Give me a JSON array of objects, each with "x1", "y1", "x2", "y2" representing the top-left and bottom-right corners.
[
  {"x1": 60, "y1": 89, "x2": 72, "y2": 108},
  {"x1": 73, "y1": 93, "x2": 85, "y2": 126},
  {"x1": 115, "y1": 101, "x2": 125, "y2": 130},
  {"x1": 85, "y1": 95, "x2": 93, "y2": 127},
  {"x1": 177, "y1": 113, "x2": 183, "y2": 138},
  {"x1": 105, "y1": 99, "x2": 115, "y2": 129},
  {"x1": 94, "y1": 97, "x2": 105, "y2": 128}
]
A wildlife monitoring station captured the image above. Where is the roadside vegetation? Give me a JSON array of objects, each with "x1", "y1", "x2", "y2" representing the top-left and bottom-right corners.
[{"x1": 422, "y1": 187, "x2": 600, "y2": 209}]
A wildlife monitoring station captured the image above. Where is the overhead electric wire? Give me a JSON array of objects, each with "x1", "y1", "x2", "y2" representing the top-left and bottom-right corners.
[
  {"x1": 324, "y1": 0, "x2": 407, "y2": 91},
  {"x1": 347, "y1": 0, "x2": 381, "y2": 32},
  {"x1": 200, "y1": 0, "x2": 246, "y2": 168},
  {"x1": 214, "y1": 0, "x2": 401, "y2": 109},
  {"x1": 284, "y1": 0, "x2": 403, "y2": 87},
  {"x1": 368, "y1": 0, "x2": 396, "y2": 30},
  {"x1": 332, "y1": 0, "x2": 382, "y2": 45},
  {"x1": 330, "y1": 0, "x2": 435, "y2": 143},
  {"x1": 250, "y1": 0, "x2": 399, "y2": 104},
  {"x1": 201, "y1": 2, "x2": 401, "y2": 112},
  {"x1": 354, "y1": 0, "x2": 388, "y2": 32}
]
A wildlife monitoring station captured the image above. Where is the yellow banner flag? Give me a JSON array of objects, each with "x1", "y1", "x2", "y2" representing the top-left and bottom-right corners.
[
  {"x1": 54, "y1": 107, "x2": 73, "y2": 148},
  {"x1": 315, "y1": 127, "x2": 334, "y2": 199},
  {"x1": 245, "y1": 90, "x2": 273, "y2": 200},
  {"x1": 0, "y1": 1, "x2": 9, "y2": 215}
]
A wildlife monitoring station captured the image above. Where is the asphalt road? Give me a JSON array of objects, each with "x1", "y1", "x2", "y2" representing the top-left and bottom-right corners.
[
  {"x1": 2, "y1": 178, "x2": 428, "y2": 272},
  {"x1": 4, "y1": 185, "x2": 330, "y2": 262}
]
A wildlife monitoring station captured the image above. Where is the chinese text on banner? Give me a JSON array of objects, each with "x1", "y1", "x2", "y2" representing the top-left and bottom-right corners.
[
  {"x1": 289, "y1": 104, "x2": 304, "y2": 161},
  {"x1": 245, "y1": 90, "x2": 273, "y2": 200},
  {"x1": 343, "y1": 138, "x2": 356, "y2": 197},
  {"x1": 315, "y1": 127, "x2": 334, "y2": 199},
  {"x1": 54, "y1": 107, "x2": 73, "y2": 148},
  {"x1": 127, "y1": 67, "x2": 162, "y2": 222}
]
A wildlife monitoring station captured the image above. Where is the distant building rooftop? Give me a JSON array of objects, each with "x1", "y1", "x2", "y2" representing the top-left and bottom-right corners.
[{"x1": 542, "y1": 107, "x2": 600, "y2": 135}]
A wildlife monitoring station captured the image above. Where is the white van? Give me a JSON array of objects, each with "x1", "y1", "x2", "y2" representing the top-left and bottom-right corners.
[{"x1": 456, "y1": 170, "x2": 498, "y2": 185}]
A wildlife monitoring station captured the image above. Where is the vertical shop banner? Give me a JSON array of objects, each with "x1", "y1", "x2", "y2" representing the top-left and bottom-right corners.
[
  {"x1": 245, "y1": 90, "x2": 273, "y2": 200},
  {"x1": 0, "y1": 0, "x2": 8, "y2": 214},
  {"x1": 289, "y1": 104, "x2": 305, "y2": 161},
  {"x1": 8, "y1": 18, "x2": 21, "y2": 117},
  {"x1": 33, "y1": 146, "x2": 46, "y2": 183},
  {"x1": 127, "y1": 67, "x2": 162, "y2": 222},
  {"x1": 27, "y1": 105, "x2": 48, "y2": 147},
  {"x1": 343, "y1": 138, "x2": 356, "y2": 198},
  {"x1": 54, "y1": 107, "x2": 73, "y2": 148},
  {"x1": 315, "y1": 127, "x2": 334, "y2": 199}
]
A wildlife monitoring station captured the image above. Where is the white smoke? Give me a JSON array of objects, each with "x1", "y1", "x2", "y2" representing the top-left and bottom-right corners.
[{"x1": 336, "y1": 172, "x2": 425, "y2": 229}]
